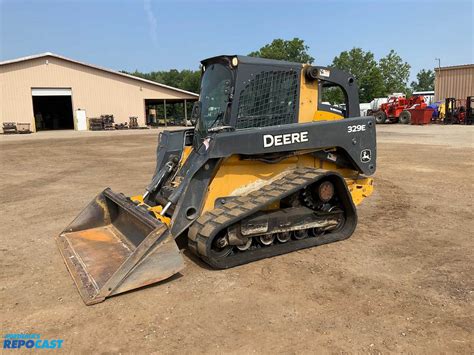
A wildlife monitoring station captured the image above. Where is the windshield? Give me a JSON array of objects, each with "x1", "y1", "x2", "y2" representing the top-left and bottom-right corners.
[{"x1": 196, "y1": 63, "x2": 232, "y2": 134}]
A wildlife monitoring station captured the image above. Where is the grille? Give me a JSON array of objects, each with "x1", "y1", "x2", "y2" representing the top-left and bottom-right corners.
[{"x1": 236, "y1": 70, "x2": 299, "y2": 129}]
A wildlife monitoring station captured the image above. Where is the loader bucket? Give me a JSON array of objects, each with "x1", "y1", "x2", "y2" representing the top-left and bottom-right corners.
[{"x1": 56, "y1": 188, "x2": 184, "y2": 305}]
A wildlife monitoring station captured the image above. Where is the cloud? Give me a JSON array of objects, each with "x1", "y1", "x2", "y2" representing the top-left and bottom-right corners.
[{"x1": 143, "y1": 0, "x2": 158, "y2": 45}]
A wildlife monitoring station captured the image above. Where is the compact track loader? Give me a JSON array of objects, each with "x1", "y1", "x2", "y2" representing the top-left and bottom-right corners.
[{"x1": 57, "y1": 55, "x2": 376, "y2": 305}]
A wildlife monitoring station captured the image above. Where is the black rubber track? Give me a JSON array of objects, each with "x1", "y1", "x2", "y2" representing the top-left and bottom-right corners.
[{"x1": 188, "y1": 167, "x2": 357, "y2": 269}]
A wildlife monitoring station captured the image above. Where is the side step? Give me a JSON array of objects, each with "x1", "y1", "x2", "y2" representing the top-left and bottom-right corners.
[{"x1": 57, "y1": 188, "x2": 184, "y2": 305}]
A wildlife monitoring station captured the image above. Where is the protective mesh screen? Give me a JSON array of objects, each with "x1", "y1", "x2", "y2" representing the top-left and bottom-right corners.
[{"x1": 236, "y1": 70, "x2": 299, "y2": 129}]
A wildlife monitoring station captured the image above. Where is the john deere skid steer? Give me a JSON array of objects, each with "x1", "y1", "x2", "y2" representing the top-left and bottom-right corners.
[{"x1": 57, "y1": 55, "x2": 376, "y2": 305}]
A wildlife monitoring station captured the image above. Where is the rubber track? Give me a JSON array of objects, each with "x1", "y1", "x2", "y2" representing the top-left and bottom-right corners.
[{"x1": 188, "y1": 167, "x2": 355, "y2": 269}]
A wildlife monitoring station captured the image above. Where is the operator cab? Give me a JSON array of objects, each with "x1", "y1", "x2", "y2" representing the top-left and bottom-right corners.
[{"x1": 191, "y1": 55, "x2": 360, "y2": 145}]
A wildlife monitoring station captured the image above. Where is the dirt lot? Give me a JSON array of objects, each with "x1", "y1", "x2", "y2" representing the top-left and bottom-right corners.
[{"x1": 1, "y1": 125, "x2": 473, "y2": 353}]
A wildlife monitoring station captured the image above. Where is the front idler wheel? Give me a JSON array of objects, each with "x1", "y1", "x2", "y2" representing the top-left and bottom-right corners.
[{"x1": 210, "y1": 231, "x2": 233, "y2": 258}]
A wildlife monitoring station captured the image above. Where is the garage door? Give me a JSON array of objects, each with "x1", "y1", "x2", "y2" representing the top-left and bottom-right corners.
[
  {"x1": 32, "y1": 88, "x2": 74, "y2": 130},
  {"x1": 32, "y1": 88, "x2": 72, "y2": 96}
]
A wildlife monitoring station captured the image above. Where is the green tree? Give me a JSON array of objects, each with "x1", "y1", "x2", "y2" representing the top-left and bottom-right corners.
[
  {"x1": 325, "y1": 47, "x2": 385, "y2": 103},
  {"x1": 249, "y1": 38, "x2": 314, "y2": 64},
  {"x1": 180, "y1": 70, "x2": 201, "y2": 93},
  {"x1": 123, "y1": 69, "x2": 201, "y2": 93},
  {"x1": 379, "y1": 49, "x2": 411, "y2": 95},
  {"x1": 410, "y1": 69, "x2": 435, "y2": 91}
]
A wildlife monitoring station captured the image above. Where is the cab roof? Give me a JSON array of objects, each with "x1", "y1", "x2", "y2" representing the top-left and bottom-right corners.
[{"x1": 201, "y1": 55, "x2": 303, "y2": 69}]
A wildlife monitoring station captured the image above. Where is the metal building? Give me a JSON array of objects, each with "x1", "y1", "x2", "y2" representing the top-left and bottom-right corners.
[
  {"x1": 0, "y1": 53, "x2": 199, "y2": 132},
  {"x1": 434, "y1": 64, "x2": 474, "y2": 102}
]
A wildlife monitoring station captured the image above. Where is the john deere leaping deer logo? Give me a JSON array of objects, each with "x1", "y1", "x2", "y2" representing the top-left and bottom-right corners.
[{"x1": 360, "y1": 149, "x2": 372, "y2": 163}]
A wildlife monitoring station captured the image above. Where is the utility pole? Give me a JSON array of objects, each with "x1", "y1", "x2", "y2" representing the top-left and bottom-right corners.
[{"x1": 434, "y1": 58, "x2": 441, "y2": 101}]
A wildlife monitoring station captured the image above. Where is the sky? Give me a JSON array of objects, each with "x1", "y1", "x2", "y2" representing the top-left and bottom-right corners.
[{"x1": 1, "y1": 0, "x2": 473, "y2": 81}]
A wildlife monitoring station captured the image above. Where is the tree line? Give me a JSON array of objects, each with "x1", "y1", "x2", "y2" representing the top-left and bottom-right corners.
[
  {"x1": 123, "y1": 68, "x2": 201, "y2": 94},
  {"x1": 124, "y1": 38, "x2": 435, "y2": 104}
]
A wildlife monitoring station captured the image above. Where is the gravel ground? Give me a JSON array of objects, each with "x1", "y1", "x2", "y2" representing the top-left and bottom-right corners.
[{"x1": 1, "y1": 125, "x2": 473, "y2": 353}]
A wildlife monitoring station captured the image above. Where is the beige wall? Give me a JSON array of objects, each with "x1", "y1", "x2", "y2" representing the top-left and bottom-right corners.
[
  {"x1": 434, "y1": 65, "x2": 474, "y2": 102},
  {"x1": 0, "y1": 56, "x2": 197, "y2": 132}
]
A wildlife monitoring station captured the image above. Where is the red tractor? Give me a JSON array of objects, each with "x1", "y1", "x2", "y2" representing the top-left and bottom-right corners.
[{"x1": 373, "y1": 95, "x2": 427, "y2": 124}]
